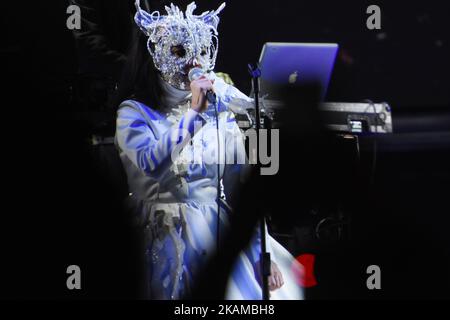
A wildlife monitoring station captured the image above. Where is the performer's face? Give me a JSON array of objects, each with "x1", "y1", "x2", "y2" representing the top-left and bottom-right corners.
[{"x1": 149, "y1": 24, "x2": 217, "y2": 90}]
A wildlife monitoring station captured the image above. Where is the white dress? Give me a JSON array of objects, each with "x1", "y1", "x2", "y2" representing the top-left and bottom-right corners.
[{"x1": 115, "y1": 73, "x2": 304, "y2": 300}]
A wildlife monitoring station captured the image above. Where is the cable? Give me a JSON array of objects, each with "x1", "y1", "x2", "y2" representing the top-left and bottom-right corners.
[{"x1": 214, "y1": 99, "x2": 221, "y2": 254}]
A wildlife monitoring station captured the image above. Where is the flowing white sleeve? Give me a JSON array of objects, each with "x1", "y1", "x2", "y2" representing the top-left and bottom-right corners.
[{"x1": 116, "y1": 104, "x2": 206, "y2": 180}]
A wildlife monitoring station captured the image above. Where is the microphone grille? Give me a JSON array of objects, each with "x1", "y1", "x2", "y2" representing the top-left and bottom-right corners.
[{"x1": 188, "y1": 67, "x2": 204, "y2": 82}]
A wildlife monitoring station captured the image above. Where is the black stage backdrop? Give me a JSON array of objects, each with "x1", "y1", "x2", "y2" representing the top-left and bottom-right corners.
[{"x1": 0, "y1": 0, "x2": 449, "y2": 301}]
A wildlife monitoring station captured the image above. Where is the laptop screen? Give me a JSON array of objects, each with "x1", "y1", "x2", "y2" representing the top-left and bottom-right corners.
[{"x1": 257, "y1": 42, "x2": 338, "y2": 102}]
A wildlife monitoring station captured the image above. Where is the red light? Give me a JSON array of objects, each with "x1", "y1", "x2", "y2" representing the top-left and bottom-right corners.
[{"x1": 292, "y1": 254, "x2": 318, "y2": 288}]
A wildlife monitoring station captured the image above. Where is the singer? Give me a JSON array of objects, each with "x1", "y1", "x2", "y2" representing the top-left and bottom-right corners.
[{"x1": 115, "y1": 1, "x2": 303, "y2": 300}]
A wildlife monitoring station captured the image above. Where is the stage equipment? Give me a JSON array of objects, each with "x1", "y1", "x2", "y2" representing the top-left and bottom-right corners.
[{"x1": 229, "y1": 98, "x2": 393, "y2": 134}]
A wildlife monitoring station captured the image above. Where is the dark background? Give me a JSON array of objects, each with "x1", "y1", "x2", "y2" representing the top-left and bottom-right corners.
[
  {"x1": 5, "y1": 1, "x2": 448, "y2": 108},
  {"x1": 0, "y1": 0, "x2": 449, "y2": 300}
]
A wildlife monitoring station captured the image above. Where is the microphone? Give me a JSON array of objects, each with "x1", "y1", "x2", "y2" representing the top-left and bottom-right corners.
[{"x1": 188, "y1": 67, "x2": 217, "y2": 105}]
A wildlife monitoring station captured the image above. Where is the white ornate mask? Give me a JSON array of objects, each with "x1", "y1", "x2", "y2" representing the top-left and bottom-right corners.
[{"x1": 134, "y1": 0, "x2": 226, "y2": 90}]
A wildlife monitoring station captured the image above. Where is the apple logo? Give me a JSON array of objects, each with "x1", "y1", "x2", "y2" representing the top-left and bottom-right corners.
[{"x1": 289, "y1": 71, "x2": 299, "y2": 84}]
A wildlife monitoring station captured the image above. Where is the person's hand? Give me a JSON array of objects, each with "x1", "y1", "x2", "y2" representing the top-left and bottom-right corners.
[
  {"x1": 190, "y1": 76, "x2": 215, "y2": 113},
  {"x1": 255, "y1": 260, "x2": 285, "y2": 292},
  {"x1": 268, "y1": 261, "x2": 284, "y2": 291}
]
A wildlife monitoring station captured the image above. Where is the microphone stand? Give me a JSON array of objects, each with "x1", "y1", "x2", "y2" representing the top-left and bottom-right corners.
[
  {"x1": 209, "y1": 92, "x2": 221, "y2": 258},
  {"x1": 248, "y1": 63, "x2": 271, "y2": 301}
]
